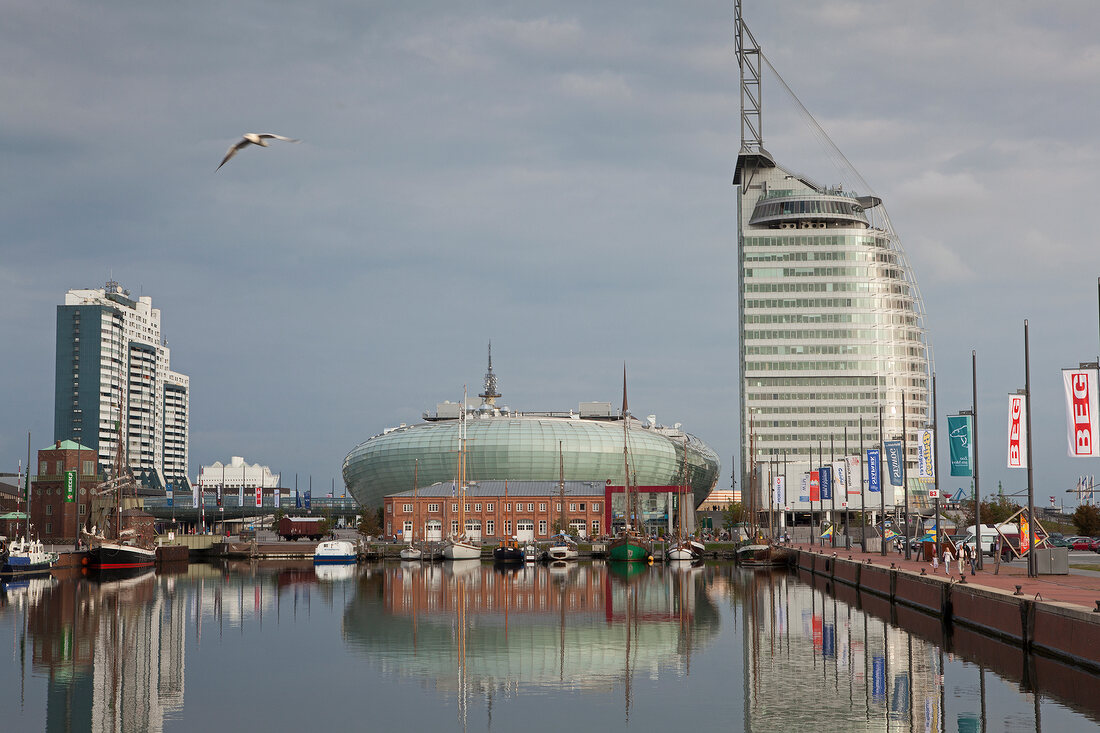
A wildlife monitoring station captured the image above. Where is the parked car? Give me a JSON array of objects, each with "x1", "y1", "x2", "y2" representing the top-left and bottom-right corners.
[
  {"x1": 1088, "y1": 537, "x2": 1100, "y2": 551},
  {"x1": 1047, "y1": 537, "x2": 1071, "y2": 548},
  {"x1": 1070, "y1": 538, "x2": 1093, "y2": 551}
]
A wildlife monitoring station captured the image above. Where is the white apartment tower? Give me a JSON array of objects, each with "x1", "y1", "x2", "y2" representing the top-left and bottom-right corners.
[
  {"x1": 54, "y1": 281, "x2": 190, "y2": 491},
  {"x1": 734, "y1": 3, "x2": 933, "y2": 516}
]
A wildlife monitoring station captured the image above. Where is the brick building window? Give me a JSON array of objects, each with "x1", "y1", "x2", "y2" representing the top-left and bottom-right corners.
[
  {"x1": 538, "y1": 520, "x2": 547, "y2": 535},
  {"x1": 428, "y1": 503, "x2": 440, "y2": 513},
  {"x1": 474, "y1": 503, "x2": 481, "y2": 512},
  {"x1": 486, "y1": 503, "x2": 494, "y2": 512},
  {"x1": 539, "y1": 503, "x2": 546, "y2": 512},
  {"x1": 486, "y1": 520, "x2": 495, "y2": 535},
  {"x1": 402, "y1": 504, "x2": 413, "y2": 513}
]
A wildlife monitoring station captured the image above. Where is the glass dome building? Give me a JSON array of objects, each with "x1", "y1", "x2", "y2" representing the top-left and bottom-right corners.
[{"x1": 342, "y1": 356, "x2": 720, "y2": 510}]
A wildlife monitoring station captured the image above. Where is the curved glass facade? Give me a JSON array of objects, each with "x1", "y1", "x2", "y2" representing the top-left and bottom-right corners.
[
  {"x1": 343, "y1": 414, "x2": 720, "y2": 509},
  {"x1": 737, "y1": 167, "x2": 932, "y2": 509}
]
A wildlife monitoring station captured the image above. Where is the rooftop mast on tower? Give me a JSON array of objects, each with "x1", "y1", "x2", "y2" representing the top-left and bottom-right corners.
[{"x1": 479, "y1": 341, "x2": 501, "y2": 407}]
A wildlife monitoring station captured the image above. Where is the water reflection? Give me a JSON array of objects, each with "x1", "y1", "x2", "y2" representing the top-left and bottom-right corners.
[
  {"x1": 0, "y1": 563, "x2": 1097, "y2": 732},
  {"x1": 343, "y1": 560, "x2": 719, "y2": 704}
]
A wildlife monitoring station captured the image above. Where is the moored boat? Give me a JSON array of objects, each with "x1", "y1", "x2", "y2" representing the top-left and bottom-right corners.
[
  {"x1": 86, "y1": 540, "x2": 157, "y2": 572},
  {"x1": 735, "y1": 543, "x2": 791, "y2": 567},
  {"x1": 0, "y1": 536, "x2": 59, "y2": 577},
  {"x1": 442, "y1": 537, "x2": 481, "y2": 560},
  {"x1": 399, "y1": 543, "x2": 424, "y2": 561},
  {"x1": 665, "y1": 537, "x2": 705, "y2": 562},
  {"x1": 492, "y1": 539, "x2": 524, "y2": 563},
  {"x1": 609, "y1": 533, "x2": 652, "y2": 562},
  {"x1": 523, "y1": 543, "x2": 539, "y2": 562},
  {"x1": 545, "y1": 533, "x2": 578, "y2": 561},
  {"x1": 314, "y1": 539, "x2": 357, "y2": 564}
]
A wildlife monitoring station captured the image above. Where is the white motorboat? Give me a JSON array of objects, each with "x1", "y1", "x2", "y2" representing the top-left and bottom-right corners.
[
  {"x1": 314, "y1": 540, "x2": 357, "y2": 564},
  {"x1": 0, "y1": 537, "x2": 58, "y2": 577},
  {"x1": 665, "y1": 538, "x2": 706, "y2": 562},
  {"x1": 523, "y1": 543, "x2": 539, "y2": 563}
]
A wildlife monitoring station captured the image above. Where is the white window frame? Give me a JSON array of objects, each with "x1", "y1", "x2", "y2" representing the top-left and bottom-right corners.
[
  {"x1": 427, "y1": 503, "x2": 440, "y2": 513},
  {"x1": 538, "y1": 520, "x2": 547, "y2": 535},
  {"x1": 486, "y1": 520, "x2": 495, "y2": 535}
]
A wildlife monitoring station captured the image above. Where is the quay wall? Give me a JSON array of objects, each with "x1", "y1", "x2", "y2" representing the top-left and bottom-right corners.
[{"x1": 792, "y1": 548, "x2": 1100, "y2": 672}]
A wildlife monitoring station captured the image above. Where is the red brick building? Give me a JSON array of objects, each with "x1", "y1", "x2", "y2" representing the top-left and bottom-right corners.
[
  {"x1": 382, "y1": 480, "x2": 691, "y2": 541},
  {"x1": 30, "y1": 440, "x2": 99, "y2": 542}
]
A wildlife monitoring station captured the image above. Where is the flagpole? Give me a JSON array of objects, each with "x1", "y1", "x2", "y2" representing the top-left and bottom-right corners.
[
  {"x1": 844, "y1": 426, "x2": 850, "y2": 550},
  {"x1": 932, "y1": 373, "x2": 941, "y2": 560},
  {"x1": 972, "y1": 350, "x2": 982, "y2": 570},
  {"x1": 903, "y1": 390, "x2": 910, "y2": 561},
  {"x1": 830, "y1": 435, "x2": 836, "y2": 548},
  {"x1": 879, "y1": 405, "x2": 886, "y2": 556},
  {"x1": 1024, "y1": 320, "x2": 1036, "y2": 578},
  {"x1": 859, "y1": 416, "x2": 865, "y2": 550}
]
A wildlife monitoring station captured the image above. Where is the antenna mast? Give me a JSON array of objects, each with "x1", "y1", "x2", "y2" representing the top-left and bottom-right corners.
[{"x1": 735, "y1": 0, "x2": 764, "y2": 153}]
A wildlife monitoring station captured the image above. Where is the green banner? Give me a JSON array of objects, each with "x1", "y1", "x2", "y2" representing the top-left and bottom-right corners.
[
  {"x1": 948, "y1": 414, "x2": 973, "y2": 477},
  {"x1": 64, "y1": 470, "x2": 76, "y2": 503}
]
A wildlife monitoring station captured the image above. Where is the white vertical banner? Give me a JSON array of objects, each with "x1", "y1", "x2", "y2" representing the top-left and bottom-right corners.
[
  {"x1": 1063, "y1": 368, "x2": 1100, "y2": 457},
  {"x1": 846, "y1": 455, "x2": 861, "y2": 495},
  {"x1": 833, "y1": 460, "x2": 846, "y2": 492},
  {"x1": 917, "y1": 429, "x2": 935, "y2": 479},
  {"x1": 773, "y1": 476, "x2": 784, "y2": 506},
  {"x1": 274, "y1": 488, "x2": 281, "y2": 508},
  {"x1": 1007, "y1": 394, "x2": 1028, "y2": 468},
  {"x1": 799, "y1": 473, "x2": 810, "y2": 502},
  {"x1": 192, "y1": 482, "x2": 199, "y2": 509}
]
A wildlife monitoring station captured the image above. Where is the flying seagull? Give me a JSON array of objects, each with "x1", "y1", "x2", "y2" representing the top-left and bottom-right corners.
[{"x1": 216, "y1": 133, "x2": 300, "y2": 171}]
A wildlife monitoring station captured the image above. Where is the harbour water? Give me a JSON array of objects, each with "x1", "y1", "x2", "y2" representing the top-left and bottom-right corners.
[{"x1": 0, "y1": 561, "x2": 1096, "y2": 732}]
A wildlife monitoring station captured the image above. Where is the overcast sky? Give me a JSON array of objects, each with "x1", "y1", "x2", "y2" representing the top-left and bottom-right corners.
[{"x1": 3, "y1": 1, "x2": 1100, "y2": 507}]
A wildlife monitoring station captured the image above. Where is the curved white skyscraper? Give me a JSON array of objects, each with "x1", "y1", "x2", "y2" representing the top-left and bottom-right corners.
[{"x1": 734, "y1": 3, "x2": 932, "y2": 519}]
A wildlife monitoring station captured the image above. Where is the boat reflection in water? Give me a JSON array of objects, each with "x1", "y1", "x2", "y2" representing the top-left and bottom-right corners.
[{"x1": 343, "y1": 559, "x2": 718, "y2": 721}]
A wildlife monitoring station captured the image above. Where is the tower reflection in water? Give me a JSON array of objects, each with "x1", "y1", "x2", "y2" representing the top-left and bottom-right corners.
[{"x1": 5, "y1": 570, "x2": 186, "y2": 733}]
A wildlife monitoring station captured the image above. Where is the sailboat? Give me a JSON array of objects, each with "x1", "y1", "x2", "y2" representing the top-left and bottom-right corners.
[
  {"x1": 443, "y1": 387, "x2": 481, "y2": 561},
  {"x1": 609, "y1": 367, "x2": 652, "y2": 562},
  {"x1": 400, "y1": 460, "x2": 424, "y2": 561},
  {"x1": 84, "y1": 401, "x2": 156, "y2": 572},
  {"x1": 666, "y1": 436, "x2": 705, "y2": 562},
  {"x1": 735, "y1": 418, "x2": 789, "y2": 567},
  {"x1": 546, "y1": 442, "x2": 578, "y2": 561}
]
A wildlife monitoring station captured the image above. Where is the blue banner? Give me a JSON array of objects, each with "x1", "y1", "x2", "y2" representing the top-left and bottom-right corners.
[
  {"x1": 884, "y1": 440, "x2": 904, "y2": 486},
  {"x1": 305, "y1": 490, "x2": 311, "y2": 509},
  {"x1": 166, "y1": 486, "x2": 173, "y2": 507},
  {"x1": 819, "y1": 465, "x2": 832, "y2": 500},
  {"x1": 867, "y1": 448, "x2": 881, "y2": 493}
]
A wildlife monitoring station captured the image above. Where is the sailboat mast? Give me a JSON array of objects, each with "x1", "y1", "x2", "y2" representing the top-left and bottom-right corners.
[
  {"x1": 558, "y1": 441, "x2": 565, "y2": 534},
  {"x1": 622, "y1": 366, "x2": 630, "y2": 532}
]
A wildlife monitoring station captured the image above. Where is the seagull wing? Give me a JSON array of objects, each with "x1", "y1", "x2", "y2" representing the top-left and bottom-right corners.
[
  {"x1": 216, "y1": 138, "x2": 251, "y2": 171},
  {"x1": 256, "y1": 133, "x2": 300, "y2": 143}
]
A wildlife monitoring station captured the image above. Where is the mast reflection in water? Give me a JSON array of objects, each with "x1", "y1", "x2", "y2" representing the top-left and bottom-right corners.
[{"x1": 0, "y1": 563, "x2": 1097, "y2": 731}]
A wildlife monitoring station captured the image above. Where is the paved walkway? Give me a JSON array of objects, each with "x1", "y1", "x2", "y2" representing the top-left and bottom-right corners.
[{"x1": 792, "y1": 541, "x2": 1100, "y2": 612}]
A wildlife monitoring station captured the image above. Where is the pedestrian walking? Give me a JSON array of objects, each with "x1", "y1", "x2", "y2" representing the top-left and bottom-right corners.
[
  {"x1": 942, "y1": 546, "x2": 954, "y2": 578},
  {"x1": 963, "y1": 543, "x2": 975, "y2": 575},
  {"x1": 957, "y1": 545, "x2": 965, "y2": 576},
  {"x1": 931, "y1": 551, "x2": 939, "y2": 573}
]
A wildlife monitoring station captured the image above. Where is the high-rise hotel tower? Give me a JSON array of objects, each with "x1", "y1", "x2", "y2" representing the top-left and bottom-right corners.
[
  {"x1": 54, "y1": 281, "x2": 190, "y2": 491},
  {"x1": 734, "y1": 3, "x2": 932, "y2": 515}
]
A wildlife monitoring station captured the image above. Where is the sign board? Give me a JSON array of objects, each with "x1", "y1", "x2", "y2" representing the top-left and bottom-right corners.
[
  {"x1": 1007, "y1": 394, "x2": 1028, "y2": 468},
  {"x1": 1064, "y1": 368, "x2": 1100, "y2": 457},
  {"x1": 64, "y1": 470, "x2": 76, "y2": 503},
  {"x1": 917, "y1": 429, "x2": 935, "y2": 479},
  {"x1": 928, "y1": 489, "x2": 939, "y2": 499},
  {"x1": 867, "y1": 448, "x2": 881, "y2": 493},
  {"x1": 255, "y1": 485, "x2": 262, "y2": 508},
  {"x1": 948, "y1": 414, "x2": 973, "y2": 476}
]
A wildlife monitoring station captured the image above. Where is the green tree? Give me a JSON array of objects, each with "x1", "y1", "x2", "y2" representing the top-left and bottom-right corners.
[
  {"x1": 272, "y1": 508, "x2": 285, "y2": 528},
  {"x1": 1072, "y1": 504, "x2": 1100, "y2": 536},
  {"x1": 358, "y1": 508, "x2": 382, "y2": 538},
  {"x1": 721, "y1": 502, "x2": 744, "y2": 532},
  {"x1": 961, "y1": 496, "x2": 1020, "y2": 528}
]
